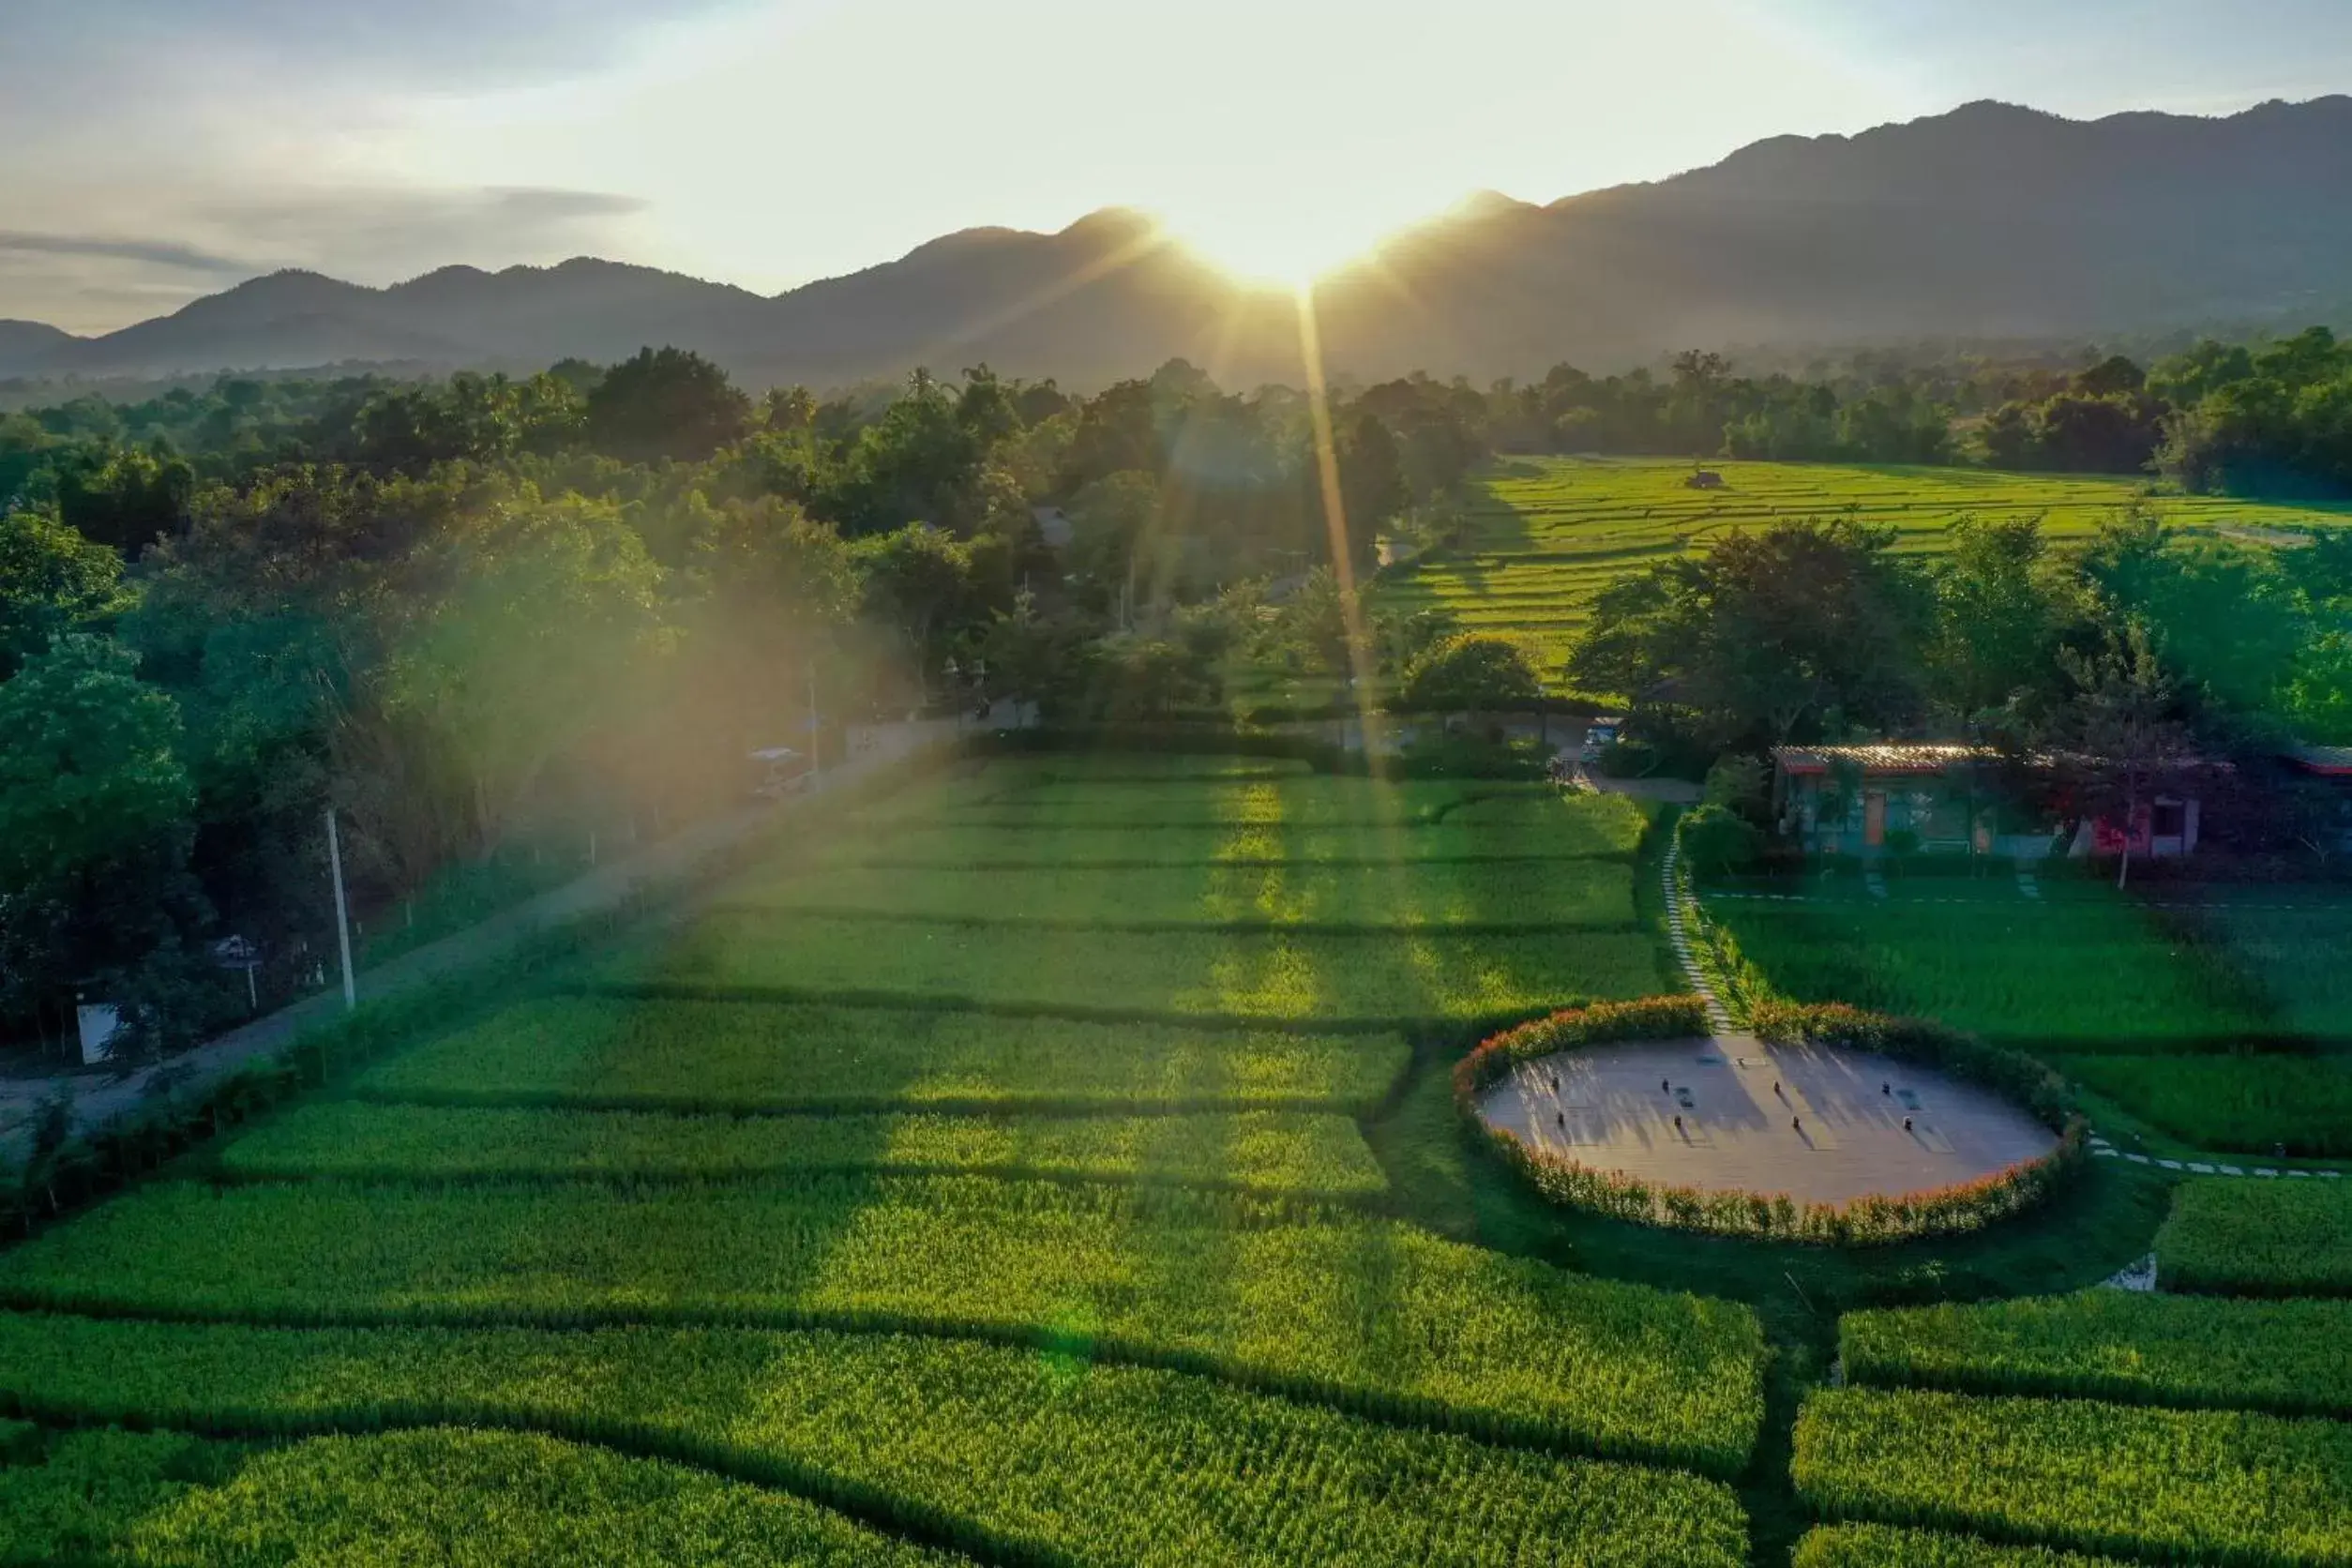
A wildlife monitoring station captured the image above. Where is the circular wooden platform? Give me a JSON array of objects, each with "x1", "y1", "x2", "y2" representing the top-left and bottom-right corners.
[{"x1": 1474, "y1": 1035, "x2": 2057, "y2": 1208}]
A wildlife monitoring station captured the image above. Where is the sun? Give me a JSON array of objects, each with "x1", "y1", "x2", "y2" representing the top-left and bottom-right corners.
[{"x1": 1161, "y1": 203, "x2": 1395, "y2": 288}]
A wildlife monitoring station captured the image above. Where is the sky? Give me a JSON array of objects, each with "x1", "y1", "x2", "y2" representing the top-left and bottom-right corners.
[{"x1": 4, "y1": 0, "x2": 2350, "y2": 334}]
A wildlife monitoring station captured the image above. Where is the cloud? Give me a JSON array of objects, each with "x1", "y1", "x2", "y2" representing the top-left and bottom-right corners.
[
  {"x1": 8, "y1": 2, "x2": 762, "y2": 95},
  {"x1": 0, "y1": 185, "x2": 651, "y2": 332},
  {"x1": 200, "y1": 186, "x2": 651, "y2": 276},
  {"x1": 0, "y1": 232, "x2": 256, "y2": 276}
]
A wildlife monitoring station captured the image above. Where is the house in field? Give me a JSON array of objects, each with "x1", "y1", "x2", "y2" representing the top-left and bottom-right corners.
[
  {"x1": 1772, "y1": 743, "x2": 2210, "y2": 861},
  {"x1": 2283, "y1": 742, "x2": 2352, "y2": 852},
  {"x1": 1684, "y1": 469, "x2": 1727, "y2": 490}
]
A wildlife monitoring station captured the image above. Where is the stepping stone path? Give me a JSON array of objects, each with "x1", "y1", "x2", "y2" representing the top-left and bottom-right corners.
[
  {"x1": 1862, "y1": 867, "x2": 1890, "y2": 900},
  {"x1": 1662, "y1": 831, "x2": 1736, "y2": 1034},
  {"x1": 2015, "y1": 866, "x2": 2041, "y2": 900}
]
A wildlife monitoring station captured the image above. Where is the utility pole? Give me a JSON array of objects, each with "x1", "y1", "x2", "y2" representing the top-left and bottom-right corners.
[
  {"x1": 807, "y1": 663, "x2": 822, "y2": 788},
  {"x1": 324, "y1": 807, "x2": 356, "y2": 1011}
]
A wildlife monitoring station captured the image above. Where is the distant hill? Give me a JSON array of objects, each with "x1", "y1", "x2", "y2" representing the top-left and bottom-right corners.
[
  {"x1": 0, "y1": 320, "x2": 83, "y2": 373},
  {"x1": 6, "y1": 97, "x2": 2350, "y2": 388}
]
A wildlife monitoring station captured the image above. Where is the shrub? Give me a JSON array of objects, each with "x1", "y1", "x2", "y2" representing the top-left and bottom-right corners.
[
  {"x1": 1398, "y1": 634, "x2": 1544, "y2": 712},
  {"x1": 1677, "y1": 805, "x2": 1764, "y2": 879}
]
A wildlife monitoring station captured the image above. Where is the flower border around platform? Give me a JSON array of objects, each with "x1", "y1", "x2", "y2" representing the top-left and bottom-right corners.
[{"x1": 1455, "y1": 996, "x2": 2088, "y2": 1246}]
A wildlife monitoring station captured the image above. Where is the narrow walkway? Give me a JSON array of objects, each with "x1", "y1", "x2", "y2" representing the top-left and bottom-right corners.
[
  {"x1": 1660, "y1": 827, "x2": 1736, "y2": 1035},
  {"x1": 0, "y1": 716, "x2": 970, "y2": 1155}
]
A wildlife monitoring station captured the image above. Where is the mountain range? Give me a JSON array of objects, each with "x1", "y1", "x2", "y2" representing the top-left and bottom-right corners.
[{"x1": 6, "y1": 97, "x2": 2350, "y2": 390}]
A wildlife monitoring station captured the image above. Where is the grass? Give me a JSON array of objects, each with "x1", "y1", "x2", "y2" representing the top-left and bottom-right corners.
[
  {"x1": 613, "y1": 911, "x2": 1669, "y2": 1024},
  {"x1": 2178, "y1": 893, "x2": 2352, "y2": 1043},
  {"x1": 1702, "y1": 888, "x2": 2269, "y2": 1053},
  {"x1": 2154, "y1": 1177, "x2": 2352, "y2": 1297},
  {"x1": 0, "y1": 1176, "x2": 1767, "y2": 1472},
  {"x1": 0, "y1": 1426, "x2": 968, "y2": 1568},
  {"x1": 1794, "y1": 1383, "x2": 2352, "y2": 1566},
  {"x1": 0, "y1": 1317, "x2": 1752, "y2": 1568},
  {"x1": 353, "y1": 997, "x2": 1410, "y2": 1114},
  {"x1": 2053, "y1": 1055, "x2": 2352, "y2": 1157},
  {"x1": 1380, "y1": 456, "x2": 2352, "y2": 683},
  {"x1": 1843, "y1": 1291, "x2": 2352, "y2": 1418},
  {"x1": 717, "y1": 857, "x2": 1639, "y2": 929},
  {"x1": 216, "y1": 1103, "x2": 1389, "y2": 1196}
]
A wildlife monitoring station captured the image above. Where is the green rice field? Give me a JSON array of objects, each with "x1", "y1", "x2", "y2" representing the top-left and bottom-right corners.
[
  {"x1": 0, "y1": 750, "x2": 1795, "y2": 1566},
  {"x1": 2154, "y1": 1177, "x2": 2352, "y2": 1298},
  {"x1": 1380, "y1": 457, "x2": 2352, "y2": 680},
  {"x1": 1703, "y1": 877, "x2": 2352, "y2": 1153},
  {"x1": 15, "y1": 742, "x2": 2350, "y2": 1566}
]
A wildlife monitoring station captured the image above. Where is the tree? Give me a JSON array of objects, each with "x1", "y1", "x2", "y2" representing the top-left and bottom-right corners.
[
  {"x1": 2082, "y1": 509, "x2": 2306, "y2": 717},
  {"x1": 0, "y1": 636, "x2": 191, "y2": 897},
  {"x1": 2048, "y1": 621, "x2": 2199, "y2": 889},
  {"x1": 1065, "y1": 471, "x2": 1161, "y2": 623},
  {"x1": 583, "y1": 347, "x2": 751, "y2": 463},
  {"x1": 1923, "y1": 515, "x2": 2067, "y2": 727},
  {"x1": 383, "y1": 493, "x2": 672, "y2": 848},
  {"x1": 851, "y1": 524, "x2": 979, "y2": 699},
  {"x1": 0, "y1": 505, "x2": 125, "y2": 678},
  {"x1": 53, "y1": 444, "x2": 194, "y2": 555},
  {"x1": 1567, "y1": 520, "x2": 1926, "y2": 747},
  {"x1": 1334, "y1": 413, "x2": 1408, "y2": 571},
  {"x1": 1401, "y1": 634, "x2": 1543, "y2": 712}
]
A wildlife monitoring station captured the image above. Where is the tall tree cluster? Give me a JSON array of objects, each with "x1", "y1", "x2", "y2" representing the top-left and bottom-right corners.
[{"x1": 0, "y1": 350, "x2": 1469, "y2": 1055}]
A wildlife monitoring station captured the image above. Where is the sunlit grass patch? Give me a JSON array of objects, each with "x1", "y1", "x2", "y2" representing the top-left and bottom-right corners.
[
  {"x1": 619, "y1": 912, "x2": 1665, "y2": 1024},
  {"x1": 353, "y1": 997, "x2": 1408, "y2": 1115},
  {"x1": 219, "y1": 1104, "x2": 1388, "y2": 1198},
  {"x1": 0, "y1": 1319, "x2": 1752, "y2": 1568},
  {"x1": 0, "y1": 1179, "x2": 1768, "y2": 1471}
]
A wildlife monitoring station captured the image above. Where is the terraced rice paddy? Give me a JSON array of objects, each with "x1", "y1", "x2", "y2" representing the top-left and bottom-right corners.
[
  {"x1": 1815, "y1": 1177, "x2": 2352, "y2": 1566},
  {"x1": 1380, "y1": 457, "x2": 2352, "y2": 682},
  {"x1": 0, "y1": 752, "x2": 1777, "y2": 1566}
]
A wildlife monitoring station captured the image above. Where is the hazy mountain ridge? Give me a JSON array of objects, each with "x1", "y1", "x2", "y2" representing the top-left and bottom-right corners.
[{"x1": 6, "y1": 97, "x2": 2350, "y2": 387}]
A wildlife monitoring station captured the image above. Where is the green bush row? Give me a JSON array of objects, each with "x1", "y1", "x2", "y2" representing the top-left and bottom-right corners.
[
  {"x1": 719, "y1": 858, "x2": 1641, "y2": 932},
  {"x1": 1843, "y1": 1290, "x2": 2352, "y2": 1419},
  {"x1": 219, "y1": 1104, "x2": 1389, "y2": 1198},
  {"x1": 354, "y1": 996, "x2": 1410, "y2": 1116},
  {"x1": 0, "y1": 1175, "x2": 1767, "y2": 1475},
  {"x1": 2155, "y1": 1178, "x2": 2352, "y2": 1298},
  {"x1": 614, "y1": 912, "x2": 1668, "y2": 1027},
  {"x1": 0, "y1": 1317, "x2": 1750, "y2": 1568},
  {"x1": 1795, "y1": 1384, "x2": 2352, "y2": 1567},
  {"x1": 0, "y1": 1425, "x2": 964, "y2": 1568},
  {"x1": 2056, "y1": 1053, "x2": 2352, "y2": 1159},
  {"x1": 1793, "y1": 1523, "x2": 2133, "y2": 1568}
]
